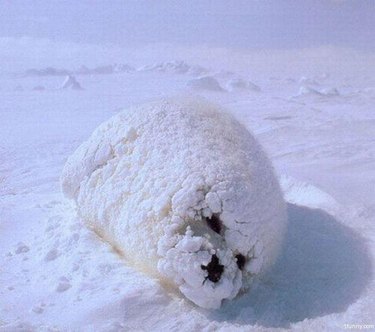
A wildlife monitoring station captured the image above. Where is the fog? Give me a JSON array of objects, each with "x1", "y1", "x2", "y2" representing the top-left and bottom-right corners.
[{"x1": 1, "y1": 0, "x2": 374, "y2": 50}]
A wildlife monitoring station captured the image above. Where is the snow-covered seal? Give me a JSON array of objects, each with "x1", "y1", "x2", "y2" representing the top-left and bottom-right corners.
[{"x1": 61, "y1": 98, "x2": 287, "y2": 309}]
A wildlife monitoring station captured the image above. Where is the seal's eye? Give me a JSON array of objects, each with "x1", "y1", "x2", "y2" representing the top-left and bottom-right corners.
[
  {"x1": 205, "y1": 215, "x2": 222, "y2": 234},
  {"x1": 235, "y1": 254, "x2": 246, "y2": 270},
  {"x1": 201, "y1": 254, "x2": 224, "y2": 283}
]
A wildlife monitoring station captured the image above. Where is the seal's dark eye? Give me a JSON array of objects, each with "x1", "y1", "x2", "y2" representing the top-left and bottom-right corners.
[
  {"x1": 205, "y1": 215, "x2": 222, "y2": 234},
  {"x1": 201, "y1": 254, "x2": 224, "y2": 283},
  {"x1": 235, "y1": 254, "x2": 246, "y2": 270}
]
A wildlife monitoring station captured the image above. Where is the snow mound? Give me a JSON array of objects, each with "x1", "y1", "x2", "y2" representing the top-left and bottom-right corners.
[
  {"x1": 77, "y1": 65, "x2": 114, "y2": 75},
  {"x1": 60, "y1": 75, "x2": 83, "y2": 90},
  {"x1": 187, "y1": 64, "x2": 208, "y2": 76},
  {"x1": 187, "y1": 76, "x2": 225, "y2": 92},
  {"x1": 295, "y1": 77, "x2": 341, "y2": 99},
  {"x1": 61, "y1": 98, "x2": 287, "y2": 309},
  {"x1": 296, "y1": 86, "x2": 322, "y2": 96},
  {"x1": 321, "y1": 87, "x2": 340, "y2": 96},
  {"x1": 294, "y1": 86, "x2": 340, "y2": 98},
  {"x1": 76, "y1": 64, "x2": 135, "y2": 75},
  {"x1": 138, "y1": 61, "x2": 190, "y2": 74},
  {"x1": 227, "y1": 78, "x2": 261, "y2": 92},
  {"x1": 113, "y1": 64, "x2": 135, "y2": 73},
  {"x1": 280, "y1": 175, "x2": 339, "y2": 214},
  {"x1": 138, "y1": 61, "x2": 208, "y2": 76}
]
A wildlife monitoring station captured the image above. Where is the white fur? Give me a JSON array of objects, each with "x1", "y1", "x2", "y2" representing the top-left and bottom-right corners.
[{"x1": 61, "y1": 98, "x2": 287, "y2": 309}]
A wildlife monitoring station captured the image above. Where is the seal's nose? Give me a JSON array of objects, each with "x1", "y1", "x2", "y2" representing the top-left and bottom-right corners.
[
  {"x1": 201, "y1": 254, "x2": 224, "y2": 282},
  {"x1": 235, "y1": 254, "x2": 246, "y2": 270},
  {"x1": 205, "y1": 215, "x2": 222, "y2": 234}
]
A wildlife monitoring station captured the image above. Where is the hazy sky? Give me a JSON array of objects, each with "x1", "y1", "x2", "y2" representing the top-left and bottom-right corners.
[{"x1": 0, "y1": 0, "x2": 374, "y2": 50}]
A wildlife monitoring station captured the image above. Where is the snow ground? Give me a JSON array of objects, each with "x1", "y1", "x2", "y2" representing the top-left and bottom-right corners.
[{"x1": 0, "y1": 54, "x2": 375, "y2": 331}]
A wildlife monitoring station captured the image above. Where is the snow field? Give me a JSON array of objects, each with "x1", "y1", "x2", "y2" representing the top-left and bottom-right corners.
[{"x1": 1, "y1": 51, "x2": 374, "y2": 330}]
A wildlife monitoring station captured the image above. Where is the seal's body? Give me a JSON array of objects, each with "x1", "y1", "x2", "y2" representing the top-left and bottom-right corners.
[{"x1": 61, "y1": 98, "x2": 287, "y2": 309}]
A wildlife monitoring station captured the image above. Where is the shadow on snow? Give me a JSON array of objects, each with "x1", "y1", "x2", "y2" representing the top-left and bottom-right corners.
[{"x1": 209, "y1": 203, "x2": 372, "y2": 328}]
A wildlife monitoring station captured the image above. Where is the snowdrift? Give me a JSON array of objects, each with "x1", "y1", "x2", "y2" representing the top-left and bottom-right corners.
[
  {"x1": 61, "y1": 98, "x2": 287, "y2": 309},
  {"x1": 226, "y1": 78, "x2": 261, "y2": 92},
  {"x1": 294, "y1": 86, "x2": 340, "y2": 98},
  {"x1": 61, "y1": 75, "x2": 83, "y2": 90},
  {"x1": 187, "y1": 76, "x2": 225, "y2": 92},
  {"x1": 138, "y1": 61, "x2": 208, "y2": 76}
]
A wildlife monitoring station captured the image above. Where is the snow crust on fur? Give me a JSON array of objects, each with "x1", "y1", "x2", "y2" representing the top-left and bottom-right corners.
[{"x1": 61, "y1": 98, "x2": 287, "y2": 309}]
